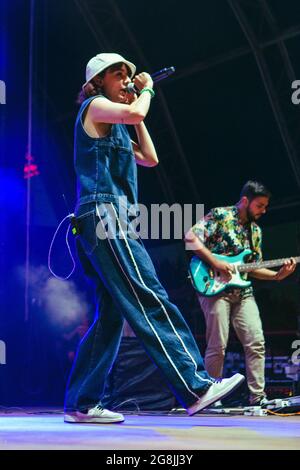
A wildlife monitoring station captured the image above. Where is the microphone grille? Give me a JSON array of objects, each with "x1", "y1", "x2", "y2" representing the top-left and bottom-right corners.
[{"x1": 126, "y1": 82, "x2": 136, "y2": 94}]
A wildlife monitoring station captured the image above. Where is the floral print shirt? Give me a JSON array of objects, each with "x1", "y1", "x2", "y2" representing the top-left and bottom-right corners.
[{"x1": 191, "y1": 205, "x2": 263, "y2": 296}]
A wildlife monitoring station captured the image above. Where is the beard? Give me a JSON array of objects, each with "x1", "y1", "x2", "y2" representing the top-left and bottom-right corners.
[{"x1": 246, "y1": 207, "x2": 259, "y2": 222}]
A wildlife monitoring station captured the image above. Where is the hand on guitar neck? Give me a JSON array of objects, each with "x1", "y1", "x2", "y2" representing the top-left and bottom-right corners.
[
  {"x1": 251, "y1": 258, "x2": 297, "y2": 281},
  {"x1": 274, "y1": 259, "x2": 297, "y2": 280}
]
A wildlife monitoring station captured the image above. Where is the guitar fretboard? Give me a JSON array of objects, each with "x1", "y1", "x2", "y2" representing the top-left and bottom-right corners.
[{"x1": 238, "y1": 256, "x2": 300, "y2": 273}]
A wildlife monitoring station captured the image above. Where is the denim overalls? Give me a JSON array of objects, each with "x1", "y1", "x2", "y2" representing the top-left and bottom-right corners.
[{"x1": 64, "y1": 96, "x2": 213, "y2": 412}]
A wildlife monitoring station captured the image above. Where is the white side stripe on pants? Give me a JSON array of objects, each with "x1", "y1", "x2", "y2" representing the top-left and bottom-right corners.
[
  {"x1": 96, "y1": 204, "x2": 211, "y2": 402},
  {"x1": 110, "y1": 204, "x2": 213, "y2": 386}
]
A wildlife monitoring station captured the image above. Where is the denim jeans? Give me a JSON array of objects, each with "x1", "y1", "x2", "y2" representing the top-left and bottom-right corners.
[{"x1": 64, "y1": 202, "x2": 213, "y2": 411}]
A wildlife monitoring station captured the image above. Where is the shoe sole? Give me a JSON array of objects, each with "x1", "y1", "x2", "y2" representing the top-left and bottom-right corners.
[
  {"x1": 188, "y1": 374, "x2": 245, "y2": 415},
  {"x1": 64, "y1": 414, "x2": 125, "y2": 424}
]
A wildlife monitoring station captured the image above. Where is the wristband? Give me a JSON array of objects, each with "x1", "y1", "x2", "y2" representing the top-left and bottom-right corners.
[{"x1": 140, "y1": 87, "x2": 155, "y2": 98}]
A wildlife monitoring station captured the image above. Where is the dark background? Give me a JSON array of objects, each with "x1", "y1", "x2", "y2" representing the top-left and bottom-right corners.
[{"x1": 0, "y1": 0, "x2": 300, "y2": 408}]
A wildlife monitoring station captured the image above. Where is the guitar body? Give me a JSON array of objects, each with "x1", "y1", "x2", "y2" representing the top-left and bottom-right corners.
[{"x1": 189, "y1": 249, "x2": 253, "y2": 297}]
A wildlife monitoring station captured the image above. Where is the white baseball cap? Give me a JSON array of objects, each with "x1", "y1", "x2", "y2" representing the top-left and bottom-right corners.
[{"x1": 82, "y1": 53, "x2": 136, "y2": 89}]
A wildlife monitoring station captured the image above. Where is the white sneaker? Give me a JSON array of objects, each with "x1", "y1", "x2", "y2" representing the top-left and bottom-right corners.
[
  {"x1": 187, "y1": 373, "x2": 245, "y2": 416},
  {"x1": 209, "y1": 400, "x2": 223, "y2": 408},
  {"x1": 64, "y1": 405, "x2": 125, "y2": 424}
]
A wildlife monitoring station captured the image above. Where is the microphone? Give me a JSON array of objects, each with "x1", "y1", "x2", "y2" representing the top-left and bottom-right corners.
[{"x1": 126, "y1": 66, "x2": 175, "y2": 94}]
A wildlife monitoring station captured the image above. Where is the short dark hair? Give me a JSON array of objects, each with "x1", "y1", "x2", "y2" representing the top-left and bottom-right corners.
[{"x1": 240, "y1": 180, "x2": 272, "y2": 201}]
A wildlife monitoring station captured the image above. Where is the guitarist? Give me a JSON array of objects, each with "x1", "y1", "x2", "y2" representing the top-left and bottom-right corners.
[{"x1": 185, "y1": 180, "x2": 296, "y2": 406}]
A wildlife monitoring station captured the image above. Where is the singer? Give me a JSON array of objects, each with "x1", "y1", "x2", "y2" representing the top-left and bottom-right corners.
[{"x1": 64, "y1": 52, "x2": 244, "y2": 424}]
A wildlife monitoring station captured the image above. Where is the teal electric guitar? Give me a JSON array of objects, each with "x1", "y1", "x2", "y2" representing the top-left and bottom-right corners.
[{"x1": 189, "y1": 249, "x2": 300, "y2": 297}]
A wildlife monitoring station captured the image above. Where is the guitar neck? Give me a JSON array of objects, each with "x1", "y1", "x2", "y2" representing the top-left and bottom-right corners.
[{"x1": 239, "y1": 256, "x2": 300, "y2": 273}]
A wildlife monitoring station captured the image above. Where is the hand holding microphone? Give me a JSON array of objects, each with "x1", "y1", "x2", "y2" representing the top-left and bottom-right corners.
[
  {"x1": 124, "y1": 73, "x2": 153, "y2": 104},
  {"x1": 132, "y1": 72, "x2": 153, "y2": 93},
  {"x1": 126, "y1": 66, "x2": 175, "y2": 95}
]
